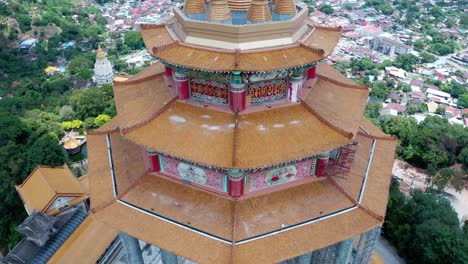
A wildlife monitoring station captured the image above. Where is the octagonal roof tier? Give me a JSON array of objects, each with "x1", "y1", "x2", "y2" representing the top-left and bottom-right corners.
[{"x1": 141, "y1": 7, "x2": 342, "y2": 72}]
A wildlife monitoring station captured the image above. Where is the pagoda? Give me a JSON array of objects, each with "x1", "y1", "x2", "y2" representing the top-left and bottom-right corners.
[
  {"x1": 94, "y1": 46, "x2": 114, "y2": 87},
  {"x1": 88, "y1": 0, "x2": 396, "y2": 263}
]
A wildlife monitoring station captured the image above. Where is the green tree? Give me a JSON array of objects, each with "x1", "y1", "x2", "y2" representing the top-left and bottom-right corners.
[
  {"x1": 68, "y1": 56, "x2": 93, "y2": 80},
  {"x1": 319, "y1": 5, "x2": 334, "y2": 15},
  {"x1": 70, "y1": 84, "x2": 115, "y2": 120},
  {"x1": 419, "y1": 52, "x2": 436, "y2": 63},
  {"x1": 94, "y1": 114, "x2": 111, "y2": 127},
  {"x1": 124, "y1": 31, "x2": 144, "y2": 50},
  {"x1": 458, "y1": 94, "x2": 468, "y2": 108},
  {"x1": 364, "y1": 102, "x2": 383, "y2": 119},
  {"x1": 394, "y1": 54, "x2": 419, "y2": 72}
]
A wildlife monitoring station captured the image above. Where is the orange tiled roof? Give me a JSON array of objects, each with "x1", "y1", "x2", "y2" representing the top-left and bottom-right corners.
[
  {"x1": 302, "y1": 63, "x2": 370, "y2": 137},
  {"x1": 140, "y1": 23, "x2": 341, "y2": 71},
  {"x1": 48, "y1": 215, "x2": 118, "y2": 264},
  {"x1": 88, "y1": 118, "x2": 395, "y2": 263},
  {"x1": 113, "y1": 66, "x2": 176, "y2": 130},
  {"x1": 208, "y1": 0, "x2": 232, "y2": 21},
  {"x1": 110, "y1": 62, "x2": 368, "y2": 169},
  {"x1": 228, "y1": 0, "x2": 251, "y2": 11},
  {"x1": 16, "y1": 165, "x2": 86, "y2": 214}
]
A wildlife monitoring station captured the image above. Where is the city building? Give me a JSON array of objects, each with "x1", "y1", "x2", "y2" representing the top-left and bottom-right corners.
[
  {"x1": 368, "y1": 36, "x2": 413, "y2": 56},
  {"x1": 7, "y1": 0, "x2": 396, "y2": 263},
  {"x1": 94, "y1": 47, "x2": 114, "y2": 87}
]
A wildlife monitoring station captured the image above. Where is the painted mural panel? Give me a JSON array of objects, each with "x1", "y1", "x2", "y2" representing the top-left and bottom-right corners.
[
  {"x1": 160, "y1": 155, "x2": 227, "y2": 192},
  {"x1": 247, "y1": 78, "x2": 288, "y2": 105},
  {"x1": 247, "y1": 159, "x2": 315, "y2": 192},
  {"x1": 189, "y1": 78, "x2": 229, "y2": 105}
]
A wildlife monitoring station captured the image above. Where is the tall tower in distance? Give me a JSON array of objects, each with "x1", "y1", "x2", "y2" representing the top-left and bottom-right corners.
[{"x1": 93, "y1": 46, "x2": 114, "y2": 87}]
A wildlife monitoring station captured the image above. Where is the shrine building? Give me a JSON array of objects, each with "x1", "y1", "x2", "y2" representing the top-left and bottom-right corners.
[{"x1": 8, "y1": 0, "x2": 397, "y2": 263}]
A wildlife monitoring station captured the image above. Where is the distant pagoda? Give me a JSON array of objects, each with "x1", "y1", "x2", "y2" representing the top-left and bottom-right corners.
[
  {"x1": 93, "y1": 46, "x2": 114, "y2": 87},
  {"x1": 11, "y1": 0, "x2": 397, "y2": 263}
]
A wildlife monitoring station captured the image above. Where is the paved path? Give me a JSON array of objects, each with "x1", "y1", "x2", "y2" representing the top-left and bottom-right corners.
[{"x1": 376, "y1": 238, "x2": 405, "y2": 264}]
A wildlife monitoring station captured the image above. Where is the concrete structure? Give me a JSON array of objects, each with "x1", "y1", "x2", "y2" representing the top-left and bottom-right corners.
[{"x1": 368, "y1": 37, "x2": 412, "y2": 56}]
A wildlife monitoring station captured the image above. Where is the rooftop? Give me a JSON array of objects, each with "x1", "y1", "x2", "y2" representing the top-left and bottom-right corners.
[{"x1": 16, "y1": 165, "x2": 87, "y2": 214}]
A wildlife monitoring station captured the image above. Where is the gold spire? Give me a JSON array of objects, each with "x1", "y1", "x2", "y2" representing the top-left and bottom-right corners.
[
  {"x1": 247, "y1": 0, "x2": 272, "y2": 22},
  {"x1": 184, "y1": 0, "x2": 207, "y2": 14},
  {"x1": 227, "y1": 0, "x2": 252, "y2": 11},
  {"x1": 96, "y1": 45, "x2": 105, "y2": 61},
  {"x1": 274, "y1": 0, "x2": 296, "y2": 15},
  {"x1": 208, "y1": 0, "x2": 232, "y2": 21}
]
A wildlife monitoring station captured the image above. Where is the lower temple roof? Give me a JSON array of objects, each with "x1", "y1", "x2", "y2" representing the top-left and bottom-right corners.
[
  {"x1": 113, "y1": 62, "x2": 369, "y2": 169},
  {"x1": 87, "y1": 117, "x2": 396, "y2": 263}
]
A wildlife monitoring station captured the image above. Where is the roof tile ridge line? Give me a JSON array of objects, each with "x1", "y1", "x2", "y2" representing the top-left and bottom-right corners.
[
  {"x1": 357, "y1": 131, "x2": 396, "y2": 141},
  {"x1": 298, "y1": 24, "x2": 316, "y2": 44},
  {"x1": 230, "y1": 202, "x2": 239, "y2": 263},
  {"x1": 90, "y1": 197, "x2": 117, "y2": 214},
  {"x1": 232, "y1": 111, "x2": 239, "y2": 167},
  {"x1": 299, "y1": 100, "x2": 354, "y2": 139},
  {"x1": 114, "y1": 72, "x2": 165, "y2": 86},
  {"x1": 37, "y1": 166, "x2": 59, "y2": 194},
  {"x1": 87, "y1": 127, "x2": 121, "y2": 136},
  {"x1": 316, "y1": 74, "x2": 369, "y2": 90},
  {"x1": 16, "y1": 165, "x2": 42, "y2": 188},
  {"x1": 121, "y1": 97, "x2": 178, "y2": 134},
  {"x1": 40, "y1": 193, "x2": 59, "y2": 213},
  {"x1": 327, "y1": 177, "x2": 384, "y2": 222},
  {"x1": 314, "y1": 25, "x2": 343, "y2": 32},
  {"x1": 299, "y1": 43, "x2": 325, "y2": 56},
  {"x1": 152, "y1": 42, "x2": 178, "y2": 55},
  {"x1": 234, "y1": 49, "x2": 240, "y2": 67},
  {"x1": 115, "y1": 171, "x2": 148, "y2": 201},
  {"x1": 140, "y1": 23, "x2": 168, "y2": 30}
]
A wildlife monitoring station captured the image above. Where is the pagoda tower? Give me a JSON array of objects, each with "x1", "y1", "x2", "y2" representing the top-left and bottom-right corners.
[
  {"x1": 86, "y1": 1, "x2": 397, "y2": 263},
  {"x1": 93, "y1": 46, "x2": 114, "y2": 87}
]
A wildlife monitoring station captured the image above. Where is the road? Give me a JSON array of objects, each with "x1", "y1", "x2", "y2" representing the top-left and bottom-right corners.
[{"x1": 376, "y1": 238, "x2": 405, "y2": 264}]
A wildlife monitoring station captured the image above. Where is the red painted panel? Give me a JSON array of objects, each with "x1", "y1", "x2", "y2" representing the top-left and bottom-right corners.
[
  {"x1": 230, "y1": 90, "x2": 246, "y2": 112},
  {"x1": 228, "y1": 178, "x2": 244, "y2": 198},
  {"x1": 150, "y1": 154, "x2": 160, "y2": 172},
  {"x1": 316, "y1": 157, "x2": 328, "y2": 176},
  {"x1": 177, "y1": 80, "x2": 189, "y2": 99},
  {"x1": 308, "y1": 66, "x2": 317, "y2": 79}
]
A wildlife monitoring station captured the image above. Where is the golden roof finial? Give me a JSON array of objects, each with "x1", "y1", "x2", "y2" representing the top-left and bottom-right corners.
[
  {"x1": 274, "y1": 0, "x2": 296, "y2": 15},
  {"x1": 184, "y1": 0, "x2": 207, "y2": 14},
  {"x1": 96, "y1": 45, "x2": 105, "y2": 61},
  {"x1": 227, "y1": 0, "x2": 252, "y2": 11},
  {"x1": 208, "y1": 0, "x2": 232, "y2": 21},
  {"x1": 247, "y1": 0, "x2": 272, "y2": 22}
]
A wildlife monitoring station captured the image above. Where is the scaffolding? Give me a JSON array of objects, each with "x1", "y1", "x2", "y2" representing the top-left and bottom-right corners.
[{"x1": 326, "y1": 142, "x2": 358, "y2": 178}]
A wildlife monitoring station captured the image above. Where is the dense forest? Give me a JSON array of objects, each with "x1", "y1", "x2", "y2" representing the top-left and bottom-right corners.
[{"x1": 384, "y1": 180, "x2": 468, "y2": 264}]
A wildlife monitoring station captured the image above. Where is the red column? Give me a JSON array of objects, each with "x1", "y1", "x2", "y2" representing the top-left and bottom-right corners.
[
  {"x1": 316, "y1": 152, "x2": 329, "y2": 176},
  {"x1": 164, "y1": 66, "x2": 172, "y2": 78},
  {"x1": 228, "y1": 170, "x2": 244, "y2": 198},
  {"x1": 230, "y1": 83, "x2": 246, "y2": 112},
  {"x1": 308, "y1": 65, "x2": 317, "y2": 79},
  {"x1": 147, "y1": 153, "x2": 160, "y2": 172},
  {"x1": 174, "y1": 72, "x2": 189, "y2": 100}
]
